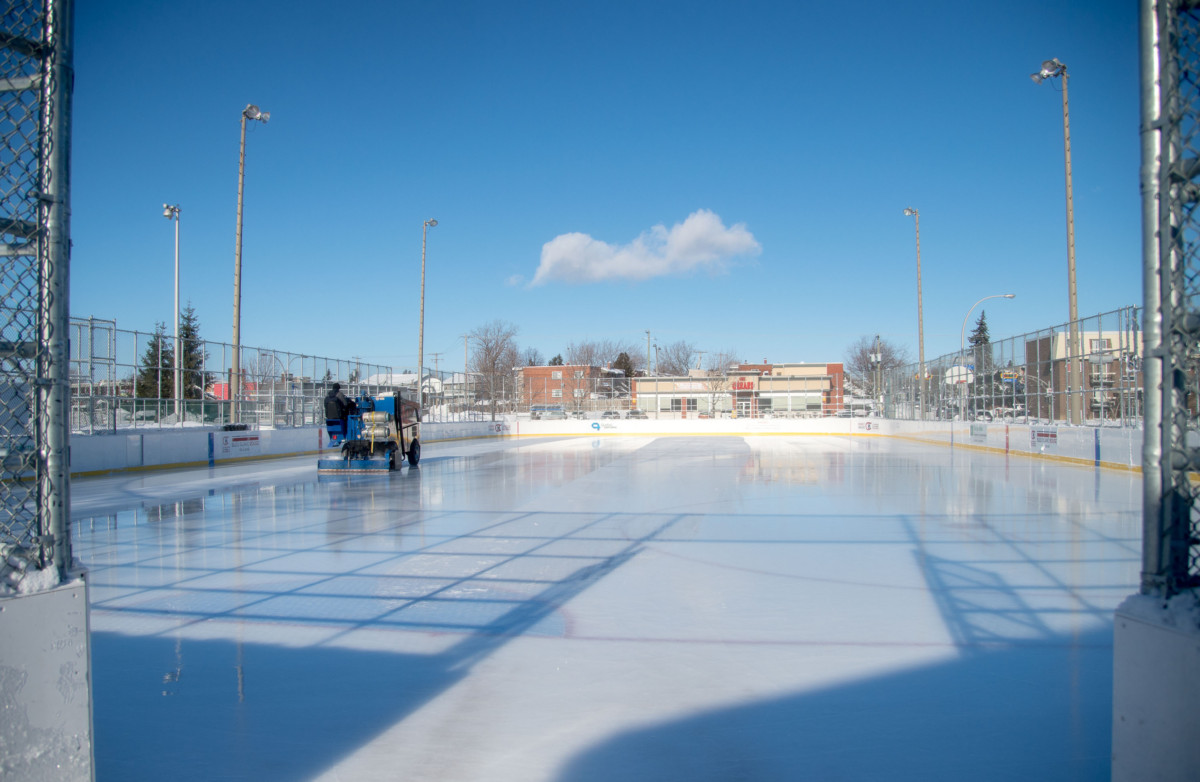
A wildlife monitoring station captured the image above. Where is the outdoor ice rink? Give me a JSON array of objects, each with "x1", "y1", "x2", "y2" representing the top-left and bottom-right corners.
[{"x1": 73, "y1": 434, "x2": 1142, "y2": 782}]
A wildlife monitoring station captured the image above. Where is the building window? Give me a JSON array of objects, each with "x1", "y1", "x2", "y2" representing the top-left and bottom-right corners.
[
  {"x1": 573, "y1": 370, "x2": 585, "y2": 379},
  {"x1": 552, "y1": 388, "x2": 563, "y2": 398},
  {"x1": 551, "y1": 370, "x2": 562, "y2": 380},
  {"x1": 574, "y1": 388, "x2": 585, "y2": 398},
  {"x1": 670, "y1": 398, "x2": 698, "y2": 412}
]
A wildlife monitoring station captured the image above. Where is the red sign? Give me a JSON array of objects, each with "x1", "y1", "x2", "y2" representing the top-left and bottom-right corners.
[{"x1": 732, "y1": 380, "x2": 755, "y2": 390}]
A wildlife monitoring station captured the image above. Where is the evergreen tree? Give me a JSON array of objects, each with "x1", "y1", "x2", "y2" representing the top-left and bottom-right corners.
[
  {"x1": 968, "y1": 311, "x2": 992, "y2": 373},
  {"x1": 612, "y1": 352, "x2": 634, "y2": 377},
  {"x1": 965, "y1": 311, "x2": 999, "y2": 412},
  {"x1": 548, "y1": 354, "x2": 564, "y2": 366},
  {"x1": 178, "y1": 305, "x2": 211, "y2": 398},
  {"x1": 135, "y1": 322, "x2": 175, "y2": 398}
]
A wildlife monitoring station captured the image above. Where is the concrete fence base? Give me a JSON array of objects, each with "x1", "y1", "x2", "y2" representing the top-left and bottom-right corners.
[
  {"x1": 1112, "y1": 593, "x2": 1200, "y2": 781},
  {"x1": 0, "y1": 574, "x2": 94, "y2": 781}
]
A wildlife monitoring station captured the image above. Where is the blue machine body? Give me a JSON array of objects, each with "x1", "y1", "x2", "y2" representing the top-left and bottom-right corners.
[{"x1": 318, "y1": 393, "x2": 419, "y2": 474}]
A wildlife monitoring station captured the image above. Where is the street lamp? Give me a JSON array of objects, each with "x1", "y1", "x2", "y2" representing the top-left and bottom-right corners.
[
  {"x1": 1031, "y1": 57, "x2": 1081, "y2": 425},
  {"x1": 960, "y1": 294, "x2": 1016, "y2": 419},
  {"x1": 903, "y1": 207, "x2": 926, "y2": 420},
  {"x1": 231, "y1": 103, "x2": 270, "y2": 423},
  {"x1": 419, "y1": 218, "x2": 438, "y2": 413},
  {"x1": 163, "y1": 203, "x2": 182, "y2": 424},
  {"x1": 653, "y1": 342, "x2": 660, "y2": 419},
  {"x1": 870, "y1": 334, "x2": 882, "y2": 414}
]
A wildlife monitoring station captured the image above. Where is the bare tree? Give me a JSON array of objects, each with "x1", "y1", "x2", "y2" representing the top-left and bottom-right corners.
[
  {"x1": 565, "y1": 340, "x2": 603, "y2": 368},
  {"x1": 519, "y1": 346, "x2": 544, "y2": 367},
  {"x1": 565, "y1": 338, "x2": 643, "y2": 370},
  {"x1": 241, "y1": 349, "x2": 281, "y2": 388},
  {"x1": 656, "y1": 340, "x2": 697, "y2": 376},
  {"x1": 700, "y1": 349, "x2": 739, "y2": 415},
  {"x1": 704, "y1": 349, "x2": 740, "y2": 375},
  {"x1": 844, "y1": 336, "x2": 910, "y2": 399},
  {"x1": 469, "y1": 320, "x2": 519, "y2": 420}
]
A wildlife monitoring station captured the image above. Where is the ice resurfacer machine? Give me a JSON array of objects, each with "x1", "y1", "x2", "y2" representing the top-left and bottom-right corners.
[{"x1": 318, "y1": 392, "x2": 420, "y2": 474}]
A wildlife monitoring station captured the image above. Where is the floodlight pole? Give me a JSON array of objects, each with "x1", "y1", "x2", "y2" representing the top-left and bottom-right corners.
[
  {"x1": 1032, "y1": 59, "x2": 1081, "y2": 425},
  {"x1": 164, "y1": 204, "x2": 182, "y2": 423},
  {"x1": 232, "y1": 103, "x2": 269, "y2": 424},
  {"x1": 904, "y1": 207, "x2": 925, "y2": 420},
  {"x1": 419, "y1": 218, "x2": 437, "y2": 412}
]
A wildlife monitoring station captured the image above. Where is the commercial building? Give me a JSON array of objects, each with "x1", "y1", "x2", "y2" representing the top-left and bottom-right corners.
[{"x1": 632, "y1": 362, "x2": 845, "y2": 418}]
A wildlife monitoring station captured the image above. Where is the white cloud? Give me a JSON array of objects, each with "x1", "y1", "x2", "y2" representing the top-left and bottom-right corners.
[{"x1": 531, "y1": 209, "x2": 761, "y2": 286}]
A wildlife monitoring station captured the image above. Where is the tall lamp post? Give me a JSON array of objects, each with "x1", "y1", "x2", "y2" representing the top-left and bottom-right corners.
[
  {"x1": 1031, "y1": 58, "x2": 1081, "y2": 425},
  {"x1": 163, "y1": 204, "x2": 182, "y2": 423},
  {"x1": 418, "y1": 218, "x2": 438, "y2": 413},
  {"x1": 903, "y1": 207, "x2": 925, "y2": 420},
  {"x1": 653, "y1": 342, "x2": 660, "y2": 419},
  {"x1": 231, "y1": 103, "x2": 270, "y2": 423},
  {"x1": 960, "y1": 294, "x2": 1016, "y2": 418},
  {"x1": 870, "y1": 334, "x2": 882, "y2": 414}
]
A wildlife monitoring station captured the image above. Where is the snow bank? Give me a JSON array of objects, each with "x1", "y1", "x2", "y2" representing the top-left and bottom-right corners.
[
  {"x1": 1117, "y1": 590, "x2": 1200, "y2": 634},
  {"x1": 0, "y1": 544, "x2": 61, "y2": 597}
]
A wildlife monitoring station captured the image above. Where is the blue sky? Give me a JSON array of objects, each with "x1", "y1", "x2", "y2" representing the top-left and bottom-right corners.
[{"x1": 70, "y1": 0, "x2": 1141, "y2": 373}]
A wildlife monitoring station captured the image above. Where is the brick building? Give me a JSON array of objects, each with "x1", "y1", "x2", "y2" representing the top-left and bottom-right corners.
[{"x1": 517, "y1": 365, "x2": 626, "y2": 411}]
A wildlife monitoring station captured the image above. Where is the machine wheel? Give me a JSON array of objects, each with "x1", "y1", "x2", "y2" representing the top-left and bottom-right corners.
[{"x1": 407, "y1": 439, "x2": 421, "y2": 466}]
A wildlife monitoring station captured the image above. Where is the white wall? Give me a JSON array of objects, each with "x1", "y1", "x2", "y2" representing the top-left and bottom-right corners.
[
  {"x1": 69, "y1": 421, "x2": 504, "y2": 476},
  {"x1": 510, "y1": 416, "x2": 1143, "y2": 471},
  {"x1": 68, "y1": 417, "x2": 1144, "y2": 476}
]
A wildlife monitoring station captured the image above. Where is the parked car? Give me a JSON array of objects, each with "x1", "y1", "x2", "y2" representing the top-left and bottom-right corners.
[
  {"x1": 600, "y1": 410, "x2": 621, "y2": 419},
  {"x1": 569, "y1": 410, "x2": 586, "y2": 419},
  {"x1": 541, "y1": 409, "x2": 568, "y2": 420},
  {"x1": 626, "y1": 409, "x2": 648, "y2": 419}
]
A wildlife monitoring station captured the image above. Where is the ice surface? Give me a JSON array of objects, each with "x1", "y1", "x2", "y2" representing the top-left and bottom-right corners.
[{"x1": 72, "y1": 435, "x2": 1142, "y2": 781}]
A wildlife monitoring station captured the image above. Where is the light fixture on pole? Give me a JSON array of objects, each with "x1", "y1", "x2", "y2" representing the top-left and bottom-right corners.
[
  {"x1": 163, "y1": 203, "x2": 182, "y2": 424},
  {"x1": 903, "y1": 207, "x2": 926, "y2": 420},
  {"x1": 1031, "y1": 57, "x2": 1081, "y2": 425},
  {"x1": 419, "y1": 218, "x2": 438, "y2": 413},
  {"x1": 960, "y1": 294, "x2": 1016, "y2": 418},
  {"x1": 231, "y1": 103, "x2": 270, "y2": 424},
  {"x1": 871, "y1": 334, "x2": 882, "y2": 414}
]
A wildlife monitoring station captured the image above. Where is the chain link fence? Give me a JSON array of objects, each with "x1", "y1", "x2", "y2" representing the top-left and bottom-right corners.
[
  {"x1": 68, "y1": 317, "x2": 407, "y2": 432},
  {"x1": 1, "y1": 0, "x2": 72, "y2": 580},
  {"x1": 884, "y1": 307, "x2": 1143, "y2": 427},
  {"x1": 1143, "y1": 0, "x2": 1200, "y2": 595}
]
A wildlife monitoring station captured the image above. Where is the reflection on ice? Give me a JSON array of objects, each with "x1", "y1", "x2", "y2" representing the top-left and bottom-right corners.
[{"x1": 73, "y1": 435, "x2": 1141, "y2": 781}]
